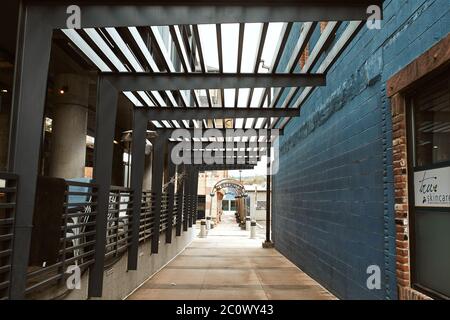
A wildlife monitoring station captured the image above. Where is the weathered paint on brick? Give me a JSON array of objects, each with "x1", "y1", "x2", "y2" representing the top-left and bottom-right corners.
[{"x1": 272, "y1": 0, "x2": 450, "y2": 300}]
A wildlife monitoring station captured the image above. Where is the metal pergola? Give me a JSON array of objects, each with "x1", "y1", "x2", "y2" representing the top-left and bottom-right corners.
[{"x1": 7, "y1": 0, "x2": 382, "y2": 299}]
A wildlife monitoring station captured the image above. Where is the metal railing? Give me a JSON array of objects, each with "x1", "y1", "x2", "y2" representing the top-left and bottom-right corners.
[
  {"x1": 3, "y1": 177, "x2": 185, "y2": 298},
  {"x1": 173, "y1": 192, "x2": 183, "y2": 227},
  {"x1": 0, "y1": 173, "x2": 18, "y2": 300},
  {"x1": 25, "y1": 180, "x2": 98, "y2": 296},
  {"x1": 159, "y1": 193, "x2": 169, "y2": 233},
  {"x1": 105, "y1": 186, "x2": 133, "y2": 259},
  {"x1": 139, "y1": 191, "x2": 155, "y2": 243}
]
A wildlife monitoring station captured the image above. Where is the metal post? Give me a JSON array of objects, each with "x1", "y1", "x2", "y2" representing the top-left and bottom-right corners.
[
  {"x1": 188, "y1": 167, "x2": 198, "y2": 228},
  {"x1": 89, "y1": 77, "x2": 119, "y2": 297},
  {"x1": 150, "y1": 131, "x2": 166, "y2": 254},
  {"x1": 208, "y1": 192, "x2": 214, "y2": 229},
  {"x1": 175, "y1": 165, "x2": 184, "y2": 236},
  {"x1": 250, "y1": 221, "x2": 257, "y2": 239},
  {"x1": 128, "y1": 109, "x2": 147, "y2": 270},
  {"x1": 263, "y1": 141, "x2": 274, "y2": 248},
  {"x1": 187, "y1": 168, "x2": 196, "y2": 228},
  {"x1": 165, "y1": 144, "x2": 176, "y2": 244},
  {"x1": 8, "y1": 5, "x2": 53, "y2": 299},
  {"x1": 192, "y1": 168, "x2": 199, "y2": 224},
  {"x1": 200, "y1": 220, "x2": 207, "y2": 238},
  {"x1": 184, "y1": 168, "x2": 191, "y2": 230}
]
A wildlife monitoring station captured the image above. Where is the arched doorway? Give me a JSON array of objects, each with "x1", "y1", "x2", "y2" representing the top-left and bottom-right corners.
[{"x1": 209, "y1": 179, "x2": 248, "y2": 226}]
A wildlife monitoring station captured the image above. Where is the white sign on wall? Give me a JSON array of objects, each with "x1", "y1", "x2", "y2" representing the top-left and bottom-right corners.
[{"x1": 414, "y1": 167, "x2": 450, "y2": 207}]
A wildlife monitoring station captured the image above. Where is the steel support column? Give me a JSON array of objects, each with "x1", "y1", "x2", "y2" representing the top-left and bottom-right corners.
[
  {"x1": 175, "y1": 165, "x2": 184, "y2": 236},
  {"x1": 188, "y1": 169, "x2": 196, "y2": 228},
  {"x1": 128, "y1": 108, "x2": 148, "y2": 270},
  {"x1": 182, "y1": 165, "x2": 189, "y2": 232},
  {"x1": 150, "y1": 131, "x2": 167, "y2": 254},
  {"x1": 8, "y1": 6, "x2": 53, "y2": 300},
  {"x1": 184, "y1": 168, "x2": 192, "y2": 229},
  {"x1": 89, "y1": 77, "x2": 119, "y2": 297},
  {"x1": 165, "y1": 144, "x2": 176, "y2": 244},
  {"x1": 264, "y1": 141, "x2": 273, "y2": 247},
  {"x1": 192, "y1": 169, "x2": 199, "y2": 225}
]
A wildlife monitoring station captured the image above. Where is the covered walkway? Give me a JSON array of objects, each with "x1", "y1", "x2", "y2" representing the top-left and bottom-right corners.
[{"x1": 128, "y1": 213, "x2": 335, "y2": 300}]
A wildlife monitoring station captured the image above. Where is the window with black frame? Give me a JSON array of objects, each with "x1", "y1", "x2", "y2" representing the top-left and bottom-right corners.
[{"x1": 410, "y1": 69, "x2": 450, "y2": 299}]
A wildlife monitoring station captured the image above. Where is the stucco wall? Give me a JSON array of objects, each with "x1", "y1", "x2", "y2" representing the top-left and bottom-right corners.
[{"x1": 28, "y1": 227, "x2": 195, "y2": 300}]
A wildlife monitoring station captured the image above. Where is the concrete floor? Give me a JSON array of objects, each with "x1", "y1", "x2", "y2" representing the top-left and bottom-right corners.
[{"x1": 128, "y1": 213, "x2": 335, "y2": 300}]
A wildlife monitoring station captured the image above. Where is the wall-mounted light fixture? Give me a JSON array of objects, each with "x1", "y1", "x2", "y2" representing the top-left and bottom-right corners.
[{"x1": 59, "y1": 86, "x2": 69, "y2": 95}]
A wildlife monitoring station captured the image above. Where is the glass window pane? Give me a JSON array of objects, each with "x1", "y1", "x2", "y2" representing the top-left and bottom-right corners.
[
  {"x1": 414, "y1": 210, "x2": 450, "y2": 297},
  {"x1": 413, "y1": 71, "x2": 450, "y2": 167}
]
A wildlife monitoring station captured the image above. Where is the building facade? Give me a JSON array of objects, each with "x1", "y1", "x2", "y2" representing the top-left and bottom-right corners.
[{"x1": 273, "y1": 0, "x2": 449, "y2": 300}]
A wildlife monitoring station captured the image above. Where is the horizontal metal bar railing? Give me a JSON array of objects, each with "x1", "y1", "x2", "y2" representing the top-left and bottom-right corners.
[
  {"x1": 140, "y1": 191, "x2": 155, "y2": 243},
  {"x1": 159, "y1": 193, "x2": 170, "y2": 233},
  {"x1": 173, "y1": 192, "x2": 183, "y2": 228},
  {"x1": 25, "y1": 179, "x2": 98, "y2": 296},
  {"x1": 0, "y1": 172, "x2": 18, "y2": 300},
  {"x1": 5, "y1": 173, "x2": 184, "y2": 298},
  {"x1": 105, "y1": 186, "x2": 134, "y2": 260}
]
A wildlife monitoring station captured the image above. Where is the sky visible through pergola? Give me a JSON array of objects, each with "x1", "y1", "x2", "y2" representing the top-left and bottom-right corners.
[{"x1": 191, "y1": 23, "x2": 282, "y2": 177}]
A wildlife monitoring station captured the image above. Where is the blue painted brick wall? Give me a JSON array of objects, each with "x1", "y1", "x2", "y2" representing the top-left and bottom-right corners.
[{"x1": 272, "y1": 0, "x2": 450, "y2": 300}]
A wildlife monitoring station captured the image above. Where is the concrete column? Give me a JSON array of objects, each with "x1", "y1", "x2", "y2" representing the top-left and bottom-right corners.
[
  {"x1": 49, "y1": 74, "x2": 89, "y2": 179},
  {"x1": 143, "y1": 152, "x2": 152, "y2": 190}
]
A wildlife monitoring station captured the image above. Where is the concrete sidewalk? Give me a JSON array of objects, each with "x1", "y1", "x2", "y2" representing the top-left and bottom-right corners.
[{"x1": 128, "y1": 214, "x2": 335, "y2": 300}]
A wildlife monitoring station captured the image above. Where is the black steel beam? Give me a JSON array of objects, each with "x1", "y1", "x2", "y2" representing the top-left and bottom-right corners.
[
  {"x1": 27, "y1": 2, "x2": 382, "y2": 29},
  {"x1": 128, "y1": 108, "x2": 148, "y2": 270},
  {"x1": 192, "y1": 169, "x2": 199, "y2": 224},
  {"x1": 8, "y1": 6, "x2": 53, "y2": 299},
  {"x1": 90, "y1": 77, "x2": 119, "y2": 297},
  {"x1": 179, "y1": 149, "x2": 267, "y2": 153},
  {"x1": 183, "y1": 167, "x2": 191, "y2": 231},
  {"x1": 166, "y1": 127, "x2": 284, "y2": 137},
  {"x1": 197, "y1": 165, "x2": 256, "y2": 171},
  {"x1": 188, "y1": 169, "x2": 196, "y2": 228},
  {"x1": 104, "y1": 72, "x2": 326, "y2": 91},
  {"x1": 265, "y1": 142, "x2": 272, "y2": 244},
  {"x1": 150, "y1": 131, "x2": 167, "y2": 254},
  {"x1": 175, "y1": 165, "x2": 184, "y2": 236},
  {"x1": 144, "y1": 107, "x2": 299, "y2": 121},
  {"x1": 165, "y1": 144, "x2": 176, "y2": 244}
]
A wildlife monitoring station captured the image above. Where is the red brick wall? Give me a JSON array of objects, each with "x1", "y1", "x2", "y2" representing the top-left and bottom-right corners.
[
  {"x1": 391, "y1": 94, "x2": 432, "y2": 300},
  {"x1": 391, "y1": 94, "x2": 410, "y2": 287}
]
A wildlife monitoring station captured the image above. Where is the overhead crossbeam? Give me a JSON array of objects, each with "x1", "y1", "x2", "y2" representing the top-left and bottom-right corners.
[
  {"x1": 145, "y1": 107, "x2": 299, "y2": 121},
  {"x1": 197, "y1": 165, "x2": 256, "y2": 171},
  {"x1": 162, "y1": 128, "x2": 284, "y2": 136},
  {"x1": 103, "y1": 72, "x2": 326, "y2": 91},
  {"x1": 31, "y1": 1, "x2": 382, "y2": 29}
]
